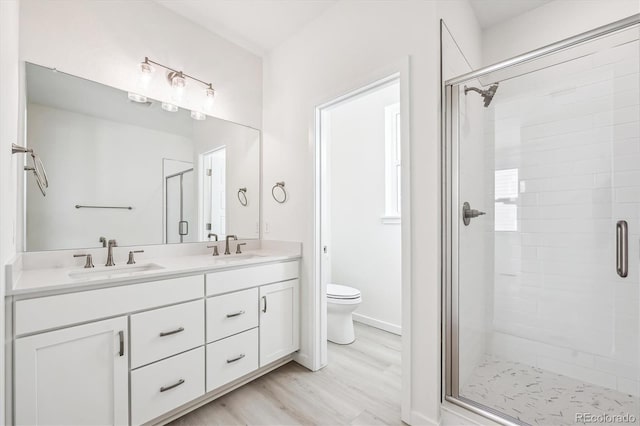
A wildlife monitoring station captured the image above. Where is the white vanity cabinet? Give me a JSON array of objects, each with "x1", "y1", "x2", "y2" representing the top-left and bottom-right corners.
[
  {"x1": 259, "y1": 279, "x2": 300, "y2": 366},
  {"x1": 14, "y1": 316, "x2": 129, "y2": 426},
  {"x1": 8, "y1": 259, "x2": 300, "y2": 426}
]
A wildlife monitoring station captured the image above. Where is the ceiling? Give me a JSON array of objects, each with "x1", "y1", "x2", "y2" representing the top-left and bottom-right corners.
[
  {"x1": 155, "y1": 0, "x2": 338, "y2": 56},
  {"x1": 469, "y1": 0, "x2": 552, "y2": 29}
]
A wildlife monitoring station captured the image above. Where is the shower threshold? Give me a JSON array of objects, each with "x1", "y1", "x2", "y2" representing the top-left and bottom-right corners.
[{"x1": 460, "y1": 355, "x2": 639, "y2": 426}]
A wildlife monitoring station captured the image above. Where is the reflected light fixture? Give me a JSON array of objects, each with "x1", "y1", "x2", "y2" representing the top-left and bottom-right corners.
[
  {"x1": 161, "y1": 102, "x2": 178, "y2": 112},
  {"x1": 190, "y1": 110, "x2": 206, "y2": 121},
  {"x1": 127, "y1": 92, "x2": 148, "y2": 103}
]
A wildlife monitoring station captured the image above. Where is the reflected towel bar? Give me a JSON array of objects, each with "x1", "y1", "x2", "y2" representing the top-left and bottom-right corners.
[{"x1": 75, "y1": 205, "x2": 133, "y2": 210}]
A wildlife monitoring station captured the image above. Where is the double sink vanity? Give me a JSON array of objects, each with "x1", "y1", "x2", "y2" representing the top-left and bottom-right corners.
[{"x1": 5, "y1": 241, "x2": 301, "y2": 425}]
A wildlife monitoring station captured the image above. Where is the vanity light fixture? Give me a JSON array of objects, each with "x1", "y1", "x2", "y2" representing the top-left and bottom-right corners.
[
  {"x1": 139, "y1": 58, "x2": 154, "y2": 87},
  {"x1": 137, "y1": 56, "x2": 216, "y2": 114},
  {"x1": 190, "y1": 110, "x2": 206, "y2": 121},
  {"x1": 161, "y1": 102, "x2": 178, "y2": 112}
]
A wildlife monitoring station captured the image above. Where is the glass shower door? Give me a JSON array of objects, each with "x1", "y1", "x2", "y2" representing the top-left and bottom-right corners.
[{"x1": 449, "y1": 23, "x2": 640, "y2": 426}]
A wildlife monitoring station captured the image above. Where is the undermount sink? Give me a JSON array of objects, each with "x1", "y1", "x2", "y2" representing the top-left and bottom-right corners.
[{"x1": 68, "y1": 263, "x2": 165, "y2": 280}]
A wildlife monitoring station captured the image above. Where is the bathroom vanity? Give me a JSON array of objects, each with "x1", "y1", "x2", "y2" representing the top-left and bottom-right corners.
[{"x1": 4, "y1": 244, "x2": 301, "y2": 425}]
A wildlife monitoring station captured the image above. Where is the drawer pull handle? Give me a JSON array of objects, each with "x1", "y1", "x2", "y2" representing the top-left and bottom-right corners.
[
  {"x1": 160, "y1": 379, "x2": 185, "y2": 392},
  {"x1": 159, "y1": 327, "x2": 185, "y2": 337},
  {"x1": 226, "y1": 310, "x2": 245, "y2": 318},
  {"x1": 226, "y1": 354, "x2": 246, "y2": 364},
  {"x1": 262, "y1": 296, "x2": 267, "y2": 313}
]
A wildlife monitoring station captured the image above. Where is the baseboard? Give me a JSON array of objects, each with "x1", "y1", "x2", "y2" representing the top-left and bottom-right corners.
[
  {"x1": 353, "y1": 313, "x2": 402, "y2": 335},
  {"x1": 411, "y1": 410, "x2": 439, "y2": 426}
]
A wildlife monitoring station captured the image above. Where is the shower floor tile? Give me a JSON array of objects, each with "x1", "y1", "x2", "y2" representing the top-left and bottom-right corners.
[{"x1": 460, "y1": 355, "x2": 639, "y2": 426}]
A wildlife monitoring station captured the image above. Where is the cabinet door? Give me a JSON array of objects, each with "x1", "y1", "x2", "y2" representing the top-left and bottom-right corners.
[
  {"x1": 15, "y1": 317, "x2": 129, "y2": 426},
  {"x1": 259, "y1": 279, "x2": 299, "y2": 366}
]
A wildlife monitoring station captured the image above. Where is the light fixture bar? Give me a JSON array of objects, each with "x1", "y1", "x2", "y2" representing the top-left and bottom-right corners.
[{"x1": 142, "y1": 57, "x2": 214, "y2": 90}]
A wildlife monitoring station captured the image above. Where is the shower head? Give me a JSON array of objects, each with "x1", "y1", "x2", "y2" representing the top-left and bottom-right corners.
[{"x1": 464, "y1": 83, "x2": 499, "y2": 107}]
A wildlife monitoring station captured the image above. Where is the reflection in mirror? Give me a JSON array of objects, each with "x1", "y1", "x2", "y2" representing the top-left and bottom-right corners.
[{"x1": 25, "y1": 62, "x2": 260, "y2": 251}]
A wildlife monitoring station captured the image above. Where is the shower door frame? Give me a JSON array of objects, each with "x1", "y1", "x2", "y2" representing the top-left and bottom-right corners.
[{"x1": 442, "y1": 13, "x2": 640, "y2": 426}]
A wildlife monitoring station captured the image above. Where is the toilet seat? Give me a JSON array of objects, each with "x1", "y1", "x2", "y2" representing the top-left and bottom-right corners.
[{"x1": 327, "y1": 284, "x2": 361, "y2": 300}]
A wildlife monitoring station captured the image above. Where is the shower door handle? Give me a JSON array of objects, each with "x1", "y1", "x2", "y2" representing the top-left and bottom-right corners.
[{"x1": 616, "y1": 220, "x2": 628, "y2": 278}]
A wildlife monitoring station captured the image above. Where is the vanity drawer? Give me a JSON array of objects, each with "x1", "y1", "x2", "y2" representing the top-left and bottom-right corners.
[
  {"x1": 131, "y1": 347, "x2": 204, "y2": 426},
  {"x1": 206, "y1": 260, "x2": 299, "y2": 296},
  {"x1": 206, "y1": 328, "x2": 258, "y2": 392},
  {"x1": 131, "y1": 299, "x2": 204, "y2": 368},
  {"x1": 206, "y1": 288, "x2": 258, "y2": 342},
  {"x1": 15, "y1": 275, "x2": 204, "y2": 336}
]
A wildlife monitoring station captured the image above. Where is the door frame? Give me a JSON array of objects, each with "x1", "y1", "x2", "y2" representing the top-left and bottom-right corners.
[{"x1": 312, "y1": 57, "x2": 412, "y2": 423}]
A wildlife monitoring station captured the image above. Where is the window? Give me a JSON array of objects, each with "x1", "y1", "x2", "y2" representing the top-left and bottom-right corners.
[
  {"x1": 383, "y1": 103, "x2": 401, "y2": 224},
  {"x1": 494, "y1": 168, "x2": 518, "y2": 231}
]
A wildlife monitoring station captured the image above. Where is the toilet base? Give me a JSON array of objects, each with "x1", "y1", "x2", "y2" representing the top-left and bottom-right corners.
[{"x1": 327, "y1": 310, "x2": 355, "y2": 345}]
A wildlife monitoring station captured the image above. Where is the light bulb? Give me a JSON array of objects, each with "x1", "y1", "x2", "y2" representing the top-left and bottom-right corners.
[
  {"x1": 171, "y1": 72, "x2": 186, "y2": 102},
  {"x1": 162, "y1": 102, "x2": 178, "y2": 112},
  {"x1": 190, "y1": 110, "x2": 206, "y2": 121},
  {"x1": 127, "y1": 92, "x2": 147, "y2": 103},
  {"x1": 139, "y1": 59, "x2": 154, "y2": 88},
  {"x1": 204, "y1": 86, "x2": 215, "y2": 112}
]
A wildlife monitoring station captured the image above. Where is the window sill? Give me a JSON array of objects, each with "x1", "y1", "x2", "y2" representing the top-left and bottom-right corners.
[{"x1": 381, "y1": 216, "x2": 401, "y2": 225}]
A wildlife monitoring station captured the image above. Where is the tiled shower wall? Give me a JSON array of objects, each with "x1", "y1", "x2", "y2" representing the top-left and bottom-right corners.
[{"x1": 487, "y1": 39, "x2": 640, "y2": 395}]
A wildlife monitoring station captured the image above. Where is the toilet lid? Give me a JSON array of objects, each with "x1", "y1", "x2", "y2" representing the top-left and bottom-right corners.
[{"x1": 327, "y1": 284, "x2": 361, "y2": 299}]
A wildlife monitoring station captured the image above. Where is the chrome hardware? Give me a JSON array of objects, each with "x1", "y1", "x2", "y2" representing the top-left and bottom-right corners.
[
  {"x1": 226, "y1": 354, "x2": 245, "y2": 364},
  {"x1": 159, "y1": 327, "x2": 185, "y2": 337},
  {"x1": 118, "y1": 330, "x2": 124, "y2": 357},
  {"x1": 207, "y1": 245, "x2": 220, "y2": 256},
  {"x1": 160, "y1": 379, "x2": 185, "y2": 392},
  {"x1": 127, "y1": 250, "x2": 144, "y2": 264},
  {"x1": 236, "y1": 242, "x2": 247, "y2": 254},
  {"x1": 99, "y1": 236, "x2": 107, "y2": 247},
  {"x1": 106, "y1": 239, "x2": 117, "y2": 267},
  {"x1": 73, "y1": 254, "x2": 95, "y2": 268},
  {"x1": 12, "y1": 143, "x2": 49, "y2": 196},
  {"x1": 272, "y1": 181, "x2": 287, "y2": 203},
  {"x1": 237, "y1": 187, "x2": 248, "y2": 206},
  {"x1": 208, "y1": 233, "x2": 218, "y2": 241},
  {"x1": 262, "y1": 296, "x2": 267, "y2": 313},
  {"x1": 225, "y1": 235, "x2": 238, "y2": 255},
  {"x1": 616, "y1": 220, "x2": 628, "y2": 278},
  {"x1": 462, "y1": 202, "x2": 486, "y2": 226},
  {"x1": 226, "y1": 310, "x2": 245, "y2": 318},
  {"x1": 178, "y1": 220, "x2": 189, "y2": 236}
]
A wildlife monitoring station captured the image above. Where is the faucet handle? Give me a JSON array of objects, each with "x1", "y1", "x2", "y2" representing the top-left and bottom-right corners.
[
  {"x1": 127, "y1": 250, "x2": 144, "y2": 265},
  {"x1": 74, "y1": 254, "x2": 95, "y2": 269},
  {"x1": 207, "y1": 245, "x2": 220, "y2": 256},
  {"x1": 108, "y1": 239, "x2": 117, "y2": 247},
  {"x1": 236, "y1": 242, "x2": 247, "y2": 254}
]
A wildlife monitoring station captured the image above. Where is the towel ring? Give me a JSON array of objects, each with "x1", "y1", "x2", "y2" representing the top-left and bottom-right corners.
[
  {"x1": 272, "y1": 182, "x2": 287, "y2": 204},
  {"x1": 237, "y1": 187, "x2": 248, "y2": 206}
]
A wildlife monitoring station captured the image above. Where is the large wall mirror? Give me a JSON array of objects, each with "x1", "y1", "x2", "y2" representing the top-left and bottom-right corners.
[{"x1": 24, "y1": 62, "x2": 260, "y2": 251}]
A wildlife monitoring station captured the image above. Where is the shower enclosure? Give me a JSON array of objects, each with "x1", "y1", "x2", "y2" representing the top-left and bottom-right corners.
[{"x1": 443, "y1": 15, "x2": 640, "y2": 425}]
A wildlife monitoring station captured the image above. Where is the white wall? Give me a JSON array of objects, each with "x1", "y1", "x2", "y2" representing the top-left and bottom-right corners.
[
  {"x1": 19, "y1": 0, "x2": 262, "y2": 129},
  {"x1": 262, "y1": 0, "x2": 482, "y2": 422},
  {"x1": 0, "y1": 0, "x2": 20, "y2": 421},
  {"x1": 482, "y1": 0, "x2": 640, "y2": 66},
  {"x1": 26, "y1": 103, "x2": 193, "y2": 250},
  {"x1": 329, "y1": 82, "x2": 402, "y2": 334}
]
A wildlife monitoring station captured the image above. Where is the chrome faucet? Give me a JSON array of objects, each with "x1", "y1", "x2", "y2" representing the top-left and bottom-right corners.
[
  {"x1": 224, "y1": 235, "x2": 237, "y2": 255},
  {"x1": 106, "y1": 239, "x2": 117, "y2": 266}
]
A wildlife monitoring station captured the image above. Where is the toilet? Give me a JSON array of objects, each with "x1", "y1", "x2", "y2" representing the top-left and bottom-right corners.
[{"x1": 327, "y1": 283, "x2": 361, "y2": 344}]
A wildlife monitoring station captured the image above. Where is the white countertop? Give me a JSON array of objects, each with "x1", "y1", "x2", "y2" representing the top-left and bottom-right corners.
[{"x1": 7, "y1": 241, "x2": 301, "y2": 297}]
